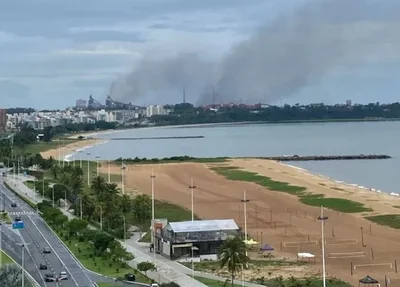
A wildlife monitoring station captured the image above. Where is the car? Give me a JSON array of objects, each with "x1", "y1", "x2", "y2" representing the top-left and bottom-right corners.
[
  {"x1": 124, "y1": 273, "x2": 136, "y2": 282},
  {"x1": 15, "y1": 216, "x2": 21, "y2": 222},
  {"x1": 11, "y1": 202, "x2": 17, "y2": 207},
  {"x1": 42, "y1": 247, "x2": 51, "y2": 254},
  {"x1": 151, "y1": 284, "x2": 159, "y2": 287},
  {"x1": 39, "y1": 263, "x2": 47, "y2": 270},
  {"x1": 59, "y1": 271, "x2": 68, "y2": 280},
  {"x1": 44, "y1": 274, "x2": 56, "y2": 282}
]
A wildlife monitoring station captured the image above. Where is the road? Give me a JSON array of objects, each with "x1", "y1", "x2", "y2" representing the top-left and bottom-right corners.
[
  {"x1": 0, "y1": 179, "x2": 94, "y2": 287},
  {"x1": 0, "y1": 172, "x2": 150, "y2": 287}
]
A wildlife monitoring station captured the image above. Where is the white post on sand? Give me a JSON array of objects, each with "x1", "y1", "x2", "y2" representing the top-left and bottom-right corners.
[
  {"x1": 241, "y1": 190, "x2": 250, "y2": 256},
  {"x1": 189, "y1": 178, "x2": 196, "y2": 283},
  {"x1": 150, "y1": 169, "x2": 156, "y2": 266},
  {"x1": 318, "y1": 206, "x2": 328, "y2": 287}
]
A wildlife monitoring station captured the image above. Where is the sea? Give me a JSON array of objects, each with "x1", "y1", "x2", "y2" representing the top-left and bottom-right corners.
[{"x1": 74, "y1": 121, "x2": 400, "y2": 195}]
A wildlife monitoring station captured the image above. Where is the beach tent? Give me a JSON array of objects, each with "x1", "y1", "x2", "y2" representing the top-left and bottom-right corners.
[
  {"x1": 359, "y1": 275, "x2": 378, "y2": 287},
  {"x1": 259, "y1": 244, "x2": 274, "y2": 253}
]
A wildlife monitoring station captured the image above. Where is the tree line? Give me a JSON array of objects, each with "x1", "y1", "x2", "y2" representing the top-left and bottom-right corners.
[{"x1": 151, "y1": 102, "x2": 400, "y2": 125}]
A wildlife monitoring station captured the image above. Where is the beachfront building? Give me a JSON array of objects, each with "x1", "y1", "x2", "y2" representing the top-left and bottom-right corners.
[{"x1": 154, "y1": 219, "x2": 239, "y2": 261}]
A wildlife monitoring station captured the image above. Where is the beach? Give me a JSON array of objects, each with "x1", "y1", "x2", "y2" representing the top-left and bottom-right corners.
[
  {"x1": 100, "y1": 159, "x2": 400, "y2": 285},
  {"x1": 40, "y1": 139, "x2": 105, "y2": 159}
]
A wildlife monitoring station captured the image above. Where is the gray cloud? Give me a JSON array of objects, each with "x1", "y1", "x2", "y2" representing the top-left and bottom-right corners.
[{"x1": 110, "y1": 0, "x2": 400, "y2": 106}]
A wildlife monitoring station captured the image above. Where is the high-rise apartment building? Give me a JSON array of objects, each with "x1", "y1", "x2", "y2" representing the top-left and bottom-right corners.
[{"x1": 0, "y1": 109, "x2": 6, "y2": 130}]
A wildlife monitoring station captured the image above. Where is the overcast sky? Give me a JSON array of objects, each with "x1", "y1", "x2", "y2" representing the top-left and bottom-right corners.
[{"x1": 1, "y1": 0, "x2": 399, "y2": 109}]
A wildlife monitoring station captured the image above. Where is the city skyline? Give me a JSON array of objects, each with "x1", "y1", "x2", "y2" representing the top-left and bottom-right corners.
[{"x1": 1, "y1": 0, "x2": 400, "y2": 109}]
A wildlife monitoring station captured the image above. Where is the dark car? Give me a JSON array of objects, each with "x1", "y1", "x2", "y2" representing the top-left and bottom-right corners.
[
  {"x1": 11, "y1": 202, "x2": 17, "y2": 207},
  {"x1": 44, "y1": 274, "x2": 56, "y2": 282},
  {"x1": 42, "y1": 247, "x2": 51, "y2": 254},
  {"x1": 39, "y1": 263, "x2": 47, "y2": 270},
  {"x1": 15, "y1": 216, "x2": 21, "y2": 222},
  {"x1": 124, "y1": 273, "x2": 136, "y2": 282}
]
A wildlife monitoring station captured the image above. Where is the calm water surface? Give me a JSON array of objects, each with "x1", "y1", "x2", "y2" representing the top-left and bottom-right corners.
[{"x1": 81, "y1": 121, "x2": 400, "y2": 194}]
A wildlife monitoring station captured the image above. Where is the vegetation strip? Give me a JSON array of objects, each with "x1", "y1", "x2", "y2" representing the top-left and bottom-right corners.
[
  {"x1": 211, "y1": 166, "x2": 372, "y2": 213},
  {"x1": 365, "y1": 214, "x2": 400, "y2": 229}
]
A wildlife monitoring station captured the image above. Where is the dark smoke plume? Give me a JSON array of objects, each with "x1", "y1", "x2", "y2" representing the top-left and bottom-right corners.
[{"x1": 111, "y1": 0, "x2": 400, "y2": 105}]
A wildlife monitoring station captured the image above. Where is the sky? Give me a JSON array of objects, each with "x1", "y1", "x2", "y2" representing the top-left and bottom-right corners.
[{"x1": 0, "y1": 0, "x2": 400, "y2": 109}]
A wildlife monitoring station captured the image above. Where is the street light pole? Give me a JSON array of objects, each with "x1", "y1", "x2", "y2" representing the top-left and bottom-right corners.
[
  {"x1": 96, "y1": 156, "x2": 100, "y2": 177},
  {"x1": 121, "y1": 162, "x2": 125, "y2": 194},
  {"x1": 64, "y1": 190, "x2": 67, "y2": 212},
  {"x1": 150, "y1": 169, "x2": 156, "y2": 265},
  {"x1": 79, "y1": 151, "x2": 82, "y2": 169},
  {"x1": 86, "y1": 153, "x2": 91, "y2": 186},
  {"x1": 318, "y1": 205, "x2": 328, "y2": 287},
  {"x1": 80, "y1": 196, "x2": 83, "y2": 220},
  {"x1": 241, "y1": 190, "x2": 250, "y2": 241},
  {"x1": 123, "y1": 215, "x2": 126, "y2": 242},
  {"x1": 189, "y1": 178, "x2": 196, "y2": 222},
  {"x1": 108, "y1": 160, "x2": 111, "y2": 183}
]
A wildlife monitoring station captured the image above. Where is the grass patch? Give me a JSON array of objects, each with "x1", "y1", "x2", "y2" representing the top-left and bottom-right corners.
[
  {"x1": 211, "y1": 166, "x2": 306, "y2": 195},
  {"x1": 318, "y1": 183, "x2": 326, "y2": 186},
  {"x1": 60, "y1": 234, "x2": 151, "y2": 283},
  {"x1": 365, "y1": 214, "x2": 400, "y2": 229},
  {"x1": 393, "y1": 205, "x2": 400, "y2": 209},
  {"x1": 195, "y1": 276, "x2": 242, "y2": 287},
  {"x1": 4, "y1": 182, "x2": 37, "y2": 209},
  {"x1": 253, "y1": 277, "x2": 351, "y2": 287},
  {"x1": 1, "y1": 212, "x2": 12, "y2": 224},
  {"x1": 1, "y1": 250, "x2": 14, "y2": 264},
  {"x1": 299, "y1": 194, "x2": 372, "y2": 213},
  {"x1": 100, "y1": 173, "x2": 122, "y2": 183},
  {"x1": 18, "y1": 139, "x2": 80, "y2": 155},
  {"x1": 211, "y1": 166, "x2": 372, "y2": 213}
]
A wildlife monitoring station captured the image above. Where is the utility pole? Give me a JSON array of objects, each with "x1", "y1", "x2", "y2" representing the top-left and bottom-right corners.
[
  {"x1": 121, "y1": 162, "x2": 125, "y2": 194},
  {"x1": 241, "y1": 190, "x2": 250, "y2": 242},
  {"x1": 183, "y1": 86, "x2": 186, "y2": 104},
  {"x1": 150, "y1": 169, "x2": 156, "y2": 265},
  {"x1": 318, "y1": 206, "x2": 328, "y2": 287},
  {"x1": 52, "y1": 185, "x2": 55, "y2": 207},
  {"x1": 108, "y1": 160, "x2": 111, "y2": 183},
  {"x1": 189, "y1": 178, "x2": 196, "y2": 283},
  {"x1": 86, "y1": 153, "x2": 90, "y2": 186}
]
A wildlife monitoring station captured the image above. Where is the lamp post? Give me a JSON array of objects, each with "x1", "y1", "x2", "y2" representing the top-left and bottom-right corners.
[
  {"x1": 58, "y1": 139, "x2": 61, "y2": 166},
  {"x1": 86, "y1": 153, "x2": 91, "y2": 186},
  {"x1": 317, "y1": 205, "x2": 328, "y2": 287},
  {"x1": 79, "y1": 151, "x2": 83, "y2": 169},
  {"x1": 150, "y1": 169, "x2": 156, "y2": 265},
  {"x1": 33, "y1": 179, "x2": 36, "y2": 202},
  {"x1": 123, "y1": 214, "x2": 126, "y2": 242},
  {"x1": 96, "y1": 156, "x2": 100, "y2": 177},
  {"x1": 108, "y1": 160, "x2": 111, "y2": 183},
  {"x1": 16, "y1": 243, "x2": 28, "y2": 287},
  {"x1": 121, "y1": 162, "x2": 126, "y2": 194},
  {"x1": 42, "y1": 179, "x2": 45, "y2": 200},
  {"x1": 236, "y1": 263, "x2": 244, "y2": 287},
  {"x1": 241, "y1": 190, "x2": 250, "y2": 241},
  {"x1": 80, "y1": 196, "x2": 83, "y2": 220},
  {"x1": 189, "y1": 178, "x2": 196, "y2": 222},
  {"x1": 72, "y1": 150, "x2": 76, "y2": 167}
]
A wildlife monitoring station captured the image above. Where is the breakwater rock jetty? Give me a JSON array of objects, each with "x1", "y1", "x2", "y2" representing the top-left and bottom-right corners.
[
  {"x1": 259, "y1": 154, "x2": 391, "y2": 161},
  {"x1": 106, "y1": 136, "x2": 204, "y2": 140}
]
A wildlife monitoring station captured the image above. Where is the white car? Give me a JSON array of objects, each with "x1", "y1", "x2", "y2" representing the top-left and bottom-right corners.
[
  {"x1": 59, "y1": 271, "x2": 68, "y2": 280},
  {"x1": 151, "y1": 284, "x2": 159, "y2": 287}
]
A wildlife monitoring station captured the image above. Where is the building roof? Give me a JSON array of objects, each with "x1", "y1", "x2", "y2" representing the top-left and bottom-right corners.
[{"x1": 168, "y1": 219, "x2": 238, "y2": 233}]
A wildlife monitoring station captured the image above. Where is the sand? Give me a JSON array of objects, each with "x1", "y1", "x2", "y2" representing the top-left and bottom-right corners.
[
  {"x1": 100, "y1": 159, "x2": 400, "y2": 285},
  {"x1": 40, "y1": 139, "x2": 103, "y2": 159}
]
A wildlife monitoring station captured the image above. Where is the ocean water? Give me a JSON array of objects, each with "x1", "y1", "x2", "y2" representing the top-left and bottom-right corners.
[{"x1": 80, "y1": 121, "x2": 400, "y2": 194}]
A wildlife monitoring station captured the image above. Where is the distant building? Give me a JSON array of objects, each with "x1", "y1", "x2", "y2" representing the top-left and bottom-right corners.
[
  {"x1": 146, "y1": 105, "x2": 167, "y2": 117},
  {"x1": 76, "y1": 99, "x2": 87, "y2": 110},
  {"x1": 0, "y1": 109, "x2": 6, "y2": 131},
  {"x1": 346, "y1": 100, "x2": 352, "y2": 107}
]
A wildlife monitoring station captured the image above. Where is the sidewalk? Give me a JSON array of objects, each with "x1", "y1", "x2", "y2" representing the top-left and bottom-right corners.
[{"x1": 5, "y1": 175, "x2": 208, "y2": 287}]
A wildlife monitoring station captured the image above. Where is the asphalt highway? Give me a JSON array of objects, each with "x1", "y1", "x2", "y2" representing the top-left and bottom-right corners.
[{"x1": 0, "y1": 174, "x2": 150, "y2": 287}]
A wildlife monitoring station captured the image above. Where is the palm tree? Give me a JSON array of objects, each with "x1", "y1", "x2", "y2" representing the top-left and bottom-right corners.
[{"x1": 218, "y1": 236, "x2": 249, "y2": 286}]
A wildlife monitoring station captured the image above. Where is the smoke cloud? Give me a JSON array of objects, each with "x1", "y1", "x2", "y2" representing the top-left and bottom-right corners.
[{"x1": 111, "y1": 0, "x2": 400, "y2": 106}]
